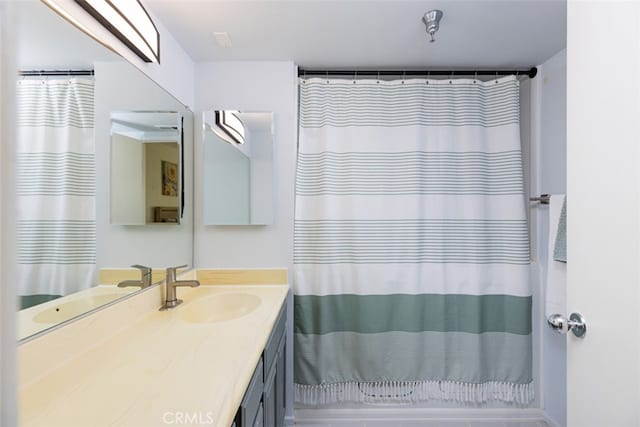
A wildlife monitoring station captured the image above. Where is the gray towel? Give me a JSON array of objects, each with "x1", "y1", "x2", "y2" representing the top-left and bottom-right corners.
[{"x1": 553, "y1": 196, "x2": 567, "y2": 263}]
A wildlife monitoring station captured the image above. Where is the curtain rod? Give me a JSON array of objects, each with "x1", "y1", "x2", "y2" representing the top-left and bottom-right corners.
[
  {"x1": 19, "y1": 69, "x2": 95, "y2": 77},
  {"x1": 298, "y1": 67, "x2": 537, "y2": 79}
]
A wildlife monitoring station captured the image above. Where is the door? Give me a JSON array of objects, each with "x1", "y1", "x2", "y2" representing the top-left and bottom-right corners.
[{"x1": 566, "y1": 1, "x2": 640, "y2": 426}]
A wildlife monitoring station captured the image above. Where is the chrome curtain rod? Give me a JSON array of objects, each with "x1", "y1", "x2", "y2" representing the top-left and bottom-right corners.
[
  {"x1": 19, "y1": 69, "x2": 94, "y2": 77},
  {"x1": 298, "y1": 67, "x2": 538, "y2": 79}
]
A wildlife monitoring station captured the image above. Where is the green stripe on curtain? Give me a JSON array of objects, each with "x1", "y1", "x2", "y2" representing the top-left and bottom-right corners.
[
  {"x1": 300, "y1": 79, "x2": 519, "y2": 128},
  {"x1": 297, "y1": 151, "x2": 524, "y2": 196},
  {"x1": 17, "y1": 220, "x2": 96, "y2": 264},
  {"x1": 294, "y1": 294, "x2": 532, "y2": 335},
  {"x1": 295, "y1": 331, "x2": 532, "y2": 386},
  {"x1": 17, "y1": 152, "x2": 96, "y2": 196},
  {"x1": 16, "y1": 79, "x2": 95, "y2": 128},
  {"x1": 294, "y1": 219, "x2": 530, "y2": 265},
  {"x1": 19, "y1": 294, "x2": 62, "y2": 310}
]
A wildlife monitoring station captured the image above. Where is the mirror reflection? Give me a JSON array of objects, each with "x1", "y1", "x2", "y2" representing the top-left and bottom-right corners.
[
  {"x1": 110, "y1": 111, "x2": 182, "y2": 225},
  {"x1": 203, "y1": 111, "x2": 274, "y2": 225},
  {"x1": 15, "y1": 0, "x2": 193, "y2": 341}
]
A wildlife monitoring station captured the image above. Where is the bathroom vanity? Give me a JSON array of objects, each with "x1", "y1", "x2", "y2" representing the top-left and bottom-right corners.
[{"x1": 19, "y1": 270, "x2": 289, "y2": 427}]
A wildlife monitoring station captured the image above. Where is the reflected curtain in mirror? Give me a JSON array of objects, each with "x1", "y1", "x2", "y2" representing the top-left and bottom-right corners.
[{"x1": 16, "y1": 77, "x2": 96, "y2": 308}]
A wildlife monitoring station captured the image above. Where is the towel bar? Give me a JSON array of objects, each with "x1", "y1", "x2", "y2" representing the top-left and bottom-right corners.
[{"x1": 529, "y1": 194, "x2": 550, "y2": 205}]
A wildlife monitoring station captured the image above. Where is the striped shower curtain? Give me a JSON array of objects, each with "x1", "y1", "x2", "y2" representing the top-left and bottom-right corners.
[
  {"x1": 16, "y1": 78, "x2": 96, "y2": 305},
  {"x1": 294, "y1": 75, "x2": 532, "y2": 405}
]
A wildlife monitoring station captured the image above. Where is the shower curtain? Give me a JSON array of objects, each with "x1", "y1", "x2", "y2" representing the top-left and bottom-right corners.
[
  {"x1": 294, "y1": 75, "x2": 532, "y2": 405},
  {"x1": 16, "y1": 77, "x2": 96, "y2": 304}
]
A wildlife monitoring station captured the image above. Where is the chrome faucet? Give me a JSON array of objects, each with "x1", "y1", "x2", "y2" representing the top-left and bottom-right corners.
[
  {"x1": 117, "y1": 264, "x2": 153, "y2": 289},
  {"x1": 160, "y1": 264, "x2": 200, "y2": 310}
]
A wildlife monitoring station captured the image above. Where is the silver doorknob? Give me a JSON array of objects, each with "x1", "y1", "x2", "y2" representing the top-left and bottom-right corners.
[{"x1": 547, "y1": 312, "x2": 587, "y2": 338}]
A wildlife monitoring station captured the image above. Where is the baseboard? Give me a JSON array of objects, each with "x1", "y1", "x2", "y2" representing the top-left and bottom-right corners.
[{"x1": 295, "y1": 407, "x2": 547, "y2": 423}]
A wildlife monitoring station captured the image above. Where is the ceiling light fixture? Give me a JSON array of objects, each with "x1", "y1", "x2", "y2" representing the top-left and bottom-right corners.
[
  {"x1": 423, "y1": 10, "x2": 443, "y2": 43},
  {"x1": 74, "y1": 0, "x2": 160, "y2": 63}
]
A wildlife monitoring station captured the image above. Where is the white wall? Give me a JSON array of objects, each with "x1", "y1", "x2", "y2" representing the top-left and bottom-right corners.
[
  {"x1": 250, "y1": 129, "x2": 275, "y2": 224},
  {"x1": 0, "y1": 1, "x2": 18, "y2": 423},
  {"x1": 94, "y1": 61, "x2": 193, "y2": 270},
  {"x1": 203, "y1": 130, "x2": 251, "y2": 224},
  {"x1": 194, "y1": 61, "x2": 298, "y2": 423},
  {"x1": 532, "y1": 49, "x2": 567, "y2": 427},
  {"x1": 111, "y1": 134, "x2": 145, "y2": 225},
  {"x1": 194, "y1": 61, "x2": 297, "y2": 269}
]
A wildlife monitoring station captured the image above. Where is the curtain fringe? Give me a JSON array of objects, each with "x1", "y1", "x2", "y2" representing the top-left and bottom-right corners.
[{"x1": 295, "y1": 380, "x2": 533, "y2": 406}]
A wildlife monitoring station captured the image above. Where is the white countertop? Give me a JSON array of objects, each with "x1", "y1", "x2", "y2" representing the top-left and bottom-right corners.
[{"x1": 19, "y1": 283, "x2": 289, "y2": 427}]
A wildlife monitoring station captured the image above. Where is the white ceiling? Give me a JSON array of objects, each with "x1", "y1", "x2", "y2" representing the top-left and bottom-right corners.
[{"x1": 145, "y1": 0, "x2": 566, "y2": 69}]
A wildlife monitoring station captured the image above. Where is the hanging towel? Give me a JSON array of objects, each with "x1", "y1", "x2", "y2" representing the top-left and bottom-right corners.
[
  {"x1": 545, "y1": 195, "x2": 567, "y2": 317},
  {"x1": 553, "y1": 196, "x2": 567, "y2": 262}
]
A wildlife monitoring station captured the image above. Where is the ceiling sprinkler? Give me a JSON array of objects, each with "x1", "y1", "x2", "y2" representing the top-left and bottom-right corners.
[{"x1": 423, "y1": 10, "x2": 443, "y2": 43}]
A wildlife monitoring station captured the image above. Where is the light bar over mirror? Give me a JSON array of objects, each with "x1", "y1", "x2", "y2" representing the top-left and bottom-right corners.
[
  {"x1": 214, "y1": 110, "x2": 246, "y2": 145},
  {"x1": 74, "y1": 0, "x2": 160, "y2": 63}
]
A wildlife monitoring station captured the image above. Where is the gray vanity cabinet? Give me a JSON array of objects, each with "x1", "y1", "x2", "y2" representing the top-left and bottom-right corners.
[{"x1": 234, "y1": 299, "x2": 287, "y2": 427}]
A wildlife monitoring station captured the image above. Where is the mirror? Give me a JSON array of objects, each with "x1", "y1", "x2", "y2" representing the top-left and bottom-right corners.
[
  {"x1": 110, "y1": 111, "x2": 183, "y2": 225},
  {"x1": 14, "y1": 1, "x2": 193, "y2": 341},
  {"x1": 203, "y1": 111, "x2": 274, "y2": 225}
]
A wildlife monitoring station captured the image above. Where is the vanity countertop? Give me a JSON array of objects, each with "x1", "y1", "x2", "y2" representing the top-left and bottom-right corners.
[{"x1": 19, "y1": 282, "x2": 289, "y2": 427}]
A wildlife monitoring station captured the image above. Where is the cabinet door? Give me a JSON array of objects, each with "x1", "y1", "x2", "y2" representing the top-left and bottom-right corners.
[
  {"x1": 253, "y1": 403, "x2": 264, "y2": 427},
  {"x1": 263, "y1": 360, "x2": 277, "y2": 427},
  {"x1": 275, "y1": 332, "x2": 286, "y2": 427},
  {"x1": 239, "y1": 359, "x2": 264, "y2": 427}
]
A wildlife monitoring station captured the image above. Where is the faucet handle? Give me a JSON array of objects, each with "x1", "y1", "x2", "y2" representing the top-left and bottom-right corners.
[
  {"x1": 165, "y1": 264, "x2": 189, "y2": 282},
  {"x1": 166, "y1": 264, "x2": 188, "y2": 272},
  {"x1": 131, "y1": 264, "x2": 152, "y2": 275},
  {"x1": 167, "y1": 264, "x2": 189, "y2": 271}
]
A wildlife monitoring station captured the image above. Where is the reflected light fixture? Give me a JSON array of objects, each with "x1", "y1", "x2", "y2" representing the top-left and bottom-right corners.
[
  {"x1": 74, "y1": 0, "x2": 160, "y2": 63},
  {"x1": 214, "y1": 110, "x2": 246, "y2": 145}
]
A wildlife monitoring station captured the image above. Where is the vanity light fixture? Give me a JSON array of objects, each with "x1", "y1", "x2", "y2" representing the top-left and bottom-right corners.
[
  {"x1": 214, "y1": 110, "x2": 246, "y2": 145},
  {"x1": 74, "y1": 0, "x2": 160, "y2": 63}
]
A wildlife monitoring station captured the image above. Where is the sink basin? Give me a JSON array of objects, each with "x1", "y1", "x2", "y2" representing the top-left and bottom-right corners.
[
  {"x1": 181, "y1": 293, "x2": 261, "y2": 323},
  {"x1": 32, "y1": 293, "x2": 126, "y2": 324}
]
